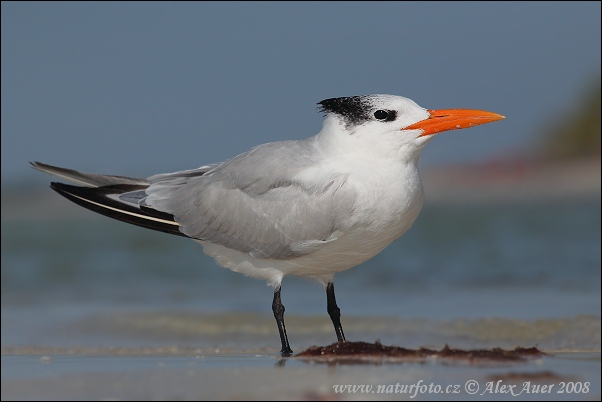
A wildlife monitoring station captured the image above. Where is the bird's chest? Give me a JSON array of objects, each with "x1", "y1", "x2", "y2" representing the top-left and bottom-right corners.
[{"x1": 346, "y1": 163, "x2": 425, "y2": 240}]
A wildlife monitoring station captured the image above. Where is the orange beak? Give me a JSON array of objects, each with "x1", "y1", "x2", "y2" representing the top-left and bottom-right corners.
[{"x1": 405, "y1": 109, "x2": 505, "y2": 137}]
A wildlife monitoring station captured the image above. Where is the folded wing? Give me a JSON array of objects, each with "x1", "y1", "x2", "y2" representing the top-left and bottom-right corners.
[{"x1": 144, "y1": 141, "x2": 357, "y2": 260}]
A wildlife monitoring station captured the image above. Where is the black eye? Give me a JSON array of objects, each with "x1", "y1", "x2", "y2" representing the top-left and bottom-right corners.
[
  {"x1": 374, "y1": 110, "x2": 396, "y2": 121},
  {"x1": 374, "y1": 110, "x2": 388, "y2": 120}
]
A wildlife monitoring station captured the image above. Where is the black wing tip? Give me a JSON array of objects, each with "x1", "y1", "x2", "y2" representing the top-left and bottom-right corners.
[
  {"x1": 48, "y1": 182, "x2": 188, "y2": 238},
  {"x1": 50, "y1": 181, "x2": 70, "y2": 193}
]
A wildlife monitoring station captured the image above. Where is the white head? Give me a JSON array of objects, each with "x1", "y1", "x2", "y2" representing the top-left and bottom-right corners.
[{"x1": 316, "y1": 94, "x2": 504, "y2": 163}]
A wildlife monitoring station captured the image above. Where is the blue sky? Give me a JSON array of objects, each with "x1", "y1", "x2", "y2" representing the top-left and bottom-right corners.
[{"x1": 1, "y1": 2, "x2": 600, "y2": 186}]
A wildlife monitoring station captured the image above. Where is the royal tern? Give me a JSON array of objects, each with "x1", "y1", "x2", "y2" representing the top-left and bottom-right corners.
[{"x1": 32, "y1": 94, "x2": 504, "y2": 355}]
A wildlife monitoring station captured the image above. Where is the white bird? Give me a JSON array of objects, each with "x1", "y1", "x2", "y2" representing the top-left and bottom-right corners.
[{"x1": 31, "y1": 94, "x2": 504, "y2": 355}]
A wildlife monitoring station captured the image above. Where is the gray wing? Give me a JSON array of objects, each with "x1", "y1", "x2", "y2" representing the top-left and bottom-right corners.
[{"x1": 144, "y1": 140, "x2": 357, "y2": 260}]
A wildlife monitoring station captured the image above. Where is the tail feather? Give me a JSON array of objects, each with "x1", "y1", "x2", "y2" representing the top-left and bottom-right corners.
[
  {"x1": 31, "y1": 161, "x2": 149, "y2": 187},
  {"x1": 50, "y1": 182, "x2": 187, "y2": 238}
]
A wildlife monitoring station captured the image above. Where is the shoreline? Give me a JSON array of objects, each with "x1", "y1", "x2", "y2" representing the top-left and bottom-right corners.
[{"x1": 422, "y1": 156, "x2": 601, "y2": 204}]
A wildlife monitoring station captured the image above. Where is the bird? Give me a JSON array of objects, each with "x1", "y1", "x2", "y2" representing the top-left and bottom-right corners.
[{"x1": 31, "y1": 94, "x2": 504, "y2": 356}]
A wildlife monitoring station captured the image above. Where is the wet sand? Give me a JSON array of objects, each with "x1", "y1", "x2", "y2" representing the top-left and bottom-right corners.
[
  {"x1": 2, "y1": 352, "x2": 599, "y2": 401},
  {"x1": 2, "y1": 313, "x2": 600, "y2": 400}
]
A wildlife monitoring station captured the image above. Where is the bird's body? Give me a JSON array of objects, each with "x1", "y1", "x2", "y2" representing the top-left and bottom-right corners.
[
  {"x1": 32, "y1": 94, "x2": 504, "y2": 355},
  {"x1": 197, "y1": 150, "x2": 424, "y2": 286}
]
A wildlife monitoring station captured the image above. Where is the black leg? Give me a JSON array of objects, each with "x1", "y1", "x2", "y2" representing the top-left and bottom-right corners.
[
  {"x1": 326, "y1": 282, "x2": 346, "y2": 342},
  {"x1": 272, "y1": 286, "x2": 293, "y2": 356}
]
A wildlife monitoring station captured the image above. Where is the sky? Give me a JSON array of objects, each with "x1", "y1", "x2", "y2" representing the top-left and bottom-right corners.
[{"x1": 1, "y1": 2, "x2": 600, "y2": 186}]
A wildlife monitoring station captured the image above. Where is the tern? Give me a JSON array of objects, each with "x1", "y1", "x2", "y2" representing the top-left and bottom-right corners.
[{"x1": 32, "y1": 94, "x2": 504, "y2": 356}]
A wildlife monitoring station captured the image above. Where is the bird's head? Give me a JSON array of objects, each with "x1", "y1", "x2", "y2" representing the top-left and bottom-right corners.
[{"x1": 317, "y1": 94, "x2": 505, "y2": 162}]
